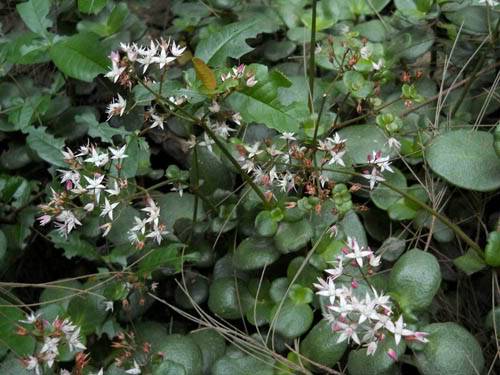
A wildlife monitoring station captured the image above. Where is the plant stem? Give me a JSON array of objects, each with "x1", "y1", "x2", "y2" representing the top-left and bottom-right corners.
[{"x1": 308, "y1": 0, "x2": 317, "y2": 113}]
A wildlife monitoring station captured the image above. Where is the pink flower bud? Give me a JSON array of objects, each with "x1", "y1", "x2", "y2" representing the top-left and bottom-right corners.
[{"x1": 387, "y1": 348, "x2": 398, "y2": 361}]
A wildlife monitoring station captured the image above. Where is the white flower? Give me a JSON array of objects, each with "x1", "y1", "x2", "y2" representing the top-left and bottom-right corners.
[
  {"x1": 84, "y1": 202, "x2": 96, "y2": 213},
  {"x1": 366, "y1": 341, "x2": 378, "y2": 356},
  {"x1": 327, "y1": 150, "x2": 346, "y2": 167},
  {"x1": 385, "y1": 315, "x2": 414, "y2": 345},
  {"x1": 105, "y1": 61, "x2": 125, "y2": 83},
  {"x1": 130, "y1": 216, "x2": 148, "y2": 235},
  {"x1": 67, "y1": 327, "x2": 86, "y2": 352},
  {"x1": 344, "y1": 237, "x2": 373, "y2": 267},
  {"x1": 246, "y1": 75, "x2": 258, "y2": 87},
  {"x1": 387, "y1": 137, "x2": 401, "y2": 151},
  {"x1": 40, "y1": 336, "x2": 60, "y2": 356},
  {"x1": 146, "y1": 224, "x2": 168, "y2": 244},
  {"x1": 232, "y1": 112, "x2": 242, "y2": 126},
  {"x1": 269, "y1": 166, "x2": 279, "y2": 183},
  {"x1": 101, "y1": 198, "x2": 119, "y2": 220},
  {"x1": 170, "y1": 41, "x2": 186, "y2": 57},
  {"x1": 336, "y1": 321, "x2": 361, "y2": 345},
  {"x1": 142, "y1": 199, "x2": 161, "y2": 227},
  {"x1": 103, "y1": 300, "x2": 114, "y2": 312},
  {"x1": 368, "y1": 151, "x2": 393, "y2": 173},
  {"x1": 360, "y1": 45, "x2": 372, "y2": 59},
  {"x1": 371, "y1": 58, "x2": 384, "y2": 71},
  {"x1": 153, "y1": 46, "x2": 176, "y2": 69},
  {"x1": 38, "y1": 213, "x2": 52, "y2": 226},
  {"x1": 85, "y1": 147, "x2": 109, "y2": 167},
  {"x1": 212, "y1": 121, "x2": 235, "y2": 139},
  {"x1": 138, "y1": 40, "x2": 158, "y2": 73},
  {"x1": 121, "y1": 42, "x2": 139, "y2": 61},
  {"x1": 126, "y1": 360, "x2": 142, "y2": 374},
  {"x1": 61, "y1": 147, "x2": 76, "y2": 161},
  {"x1": 105, "y1": 181, "x2": 121, "y2": 196},
  {"x1": 91, "y1": 369, "x2": 104, "y2": 375},
  {"x1": 280, "y1": 132, "x2": 296, "y2": 141},
  {"x1": 245, "y1": 142, "x2": 263, "y2": 158},
  {"x1": 109, "y1": 145, "x2": 128, "y2": 160},
  {"x1": 362, "y1": 168, "x2": 385, "y2": 190},
  {"x1": 101, "y1": 222, "x2": 112, "y2": 237},
  {"x1": 84, "y1": 174, "x2": 106, "y2": 202},
  {"x1": 106, "y1": 94, "x2": 127, "y2": 120},
  {"x1": 55, "y1": 210, "x2": 82, "y2": 237},
  {"x1": 19, "y1": 312, "x2": 41, "y2": 324},
  {"x1": 313, "y1": 277, "x2": 337, "y2": 304},
  {"x1": 24, "y1": 356, "x2": 41, "y2": 375},
  {"x1": 208, "y1": 101, "x2": 220, "y2": 113},
  {"x1": 198, "y1": 132, "x2": 215, "y2": 153}
]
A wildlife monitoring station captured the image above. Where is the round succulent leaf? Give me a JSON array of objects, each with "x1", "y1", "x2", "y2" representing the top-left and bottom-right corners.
[
  {"x1": 388, "y1": 249, "x2": 441, "y2": 314},
  {"x1": 134, "y1": 321, "x2": 169, "y2": 350},
  {"x1": 414, "y1": 322, "x2": 484, "y2": 375},
  {"x1": 211, "y1": 350, "x2": 275, "y2": 375},
  {"x1": 157, "y1": 334, "x2": 203, "y2": 375},
  {"x1": 254, "y1": 210, "x2": 279, "y2": 237},
  {"x1": 263, "y1": 40, "x2": 296, "y2": 62},
  {"x1": 300, "y1": 319, "x2": 348, "y2": 368},
  {"x1": 289, "y1": 284, "x2": 313, "y2": 305},
  {"x1": 233, "y1": 236, "x2": 280, "y2": 271},
  {"x1": 485, "y1": 231, "x2": 500, "y2": 267},
  {"x1": 274, "y1": 219, "x2": 313, "y2": 254},
  {"x1": 269, "y1": 277, "x2": 289, "y2": 303},
  {"x1": 245, "y1": 300, "x2": 274, "y2": 326},
  {"x1": 347, "y1": 338, "x2": 406, "y2": 375},
  {"x1": 175, "y1": 276, "x2": 209, "y2": 310},
  {"x1": 153, "y1": 360, "x2": 187, "y2": 375},
  {"x1": 190, "y1": 328, "x2": 226, "y2": 374},
  {"x1": 287, "y1": 256, "x2": 321, "y2": 287},
  {"x1": 270, "y1": 300, "x2": 313, "y2": 339},
  {"x1": 485, "y1": 306, "x2": 500, "y2": 331},
  {"x1": 158, "y1": 192, "x2": 206, "y2": 231},
  {"x1": 370, "y1": 167, "x2": 407, "y2": 210},
  {"x1": 427, "y1": 130, "x2": 500, "y2": 192},
  {"x1": 338, "y1": 124, "x2": 391, "y2": 164},
  {"x1": 208, "y1": 277, "x2": 252, "y2": 319},
  {"x1": 377, "y1": 237, "x2": 406, "y2": 262}
]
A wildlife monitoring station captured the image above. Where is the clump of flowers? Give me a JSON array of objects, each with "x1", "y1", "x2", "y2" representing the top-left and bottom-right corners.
[
  {"x1": 37, "y1": 143, "x2": 168, "y2": 248},
  {"x1": 314, "y1": 236, "x2": 428, "y2": 357},
  {"x1": 18, "y1": 313, "x2": 86, "y2": 374}
]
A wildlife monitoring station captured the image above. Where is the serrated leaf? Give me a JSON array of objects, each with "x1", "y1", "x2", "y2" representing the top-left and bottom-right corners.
[
  {"x1": 0, "y1": 299, "x2": 36, "y2": 355},
  {"x1": 228, "y1": 65, "x2": 307, "y2": 132},
  {"x1": 195, "y1": 19, "x2": 272, "y2": 66},
  {"x1": 78, "y1": 0, "x2": 108, "y2": 14},
  {"x1": 49, "y1": 32, "x2": 109, "y2": 82},
  {"x1": 17, "y1": 0, "x2": 52, "y2": 35},
  {"x1": 49, "y1": 231, "x2": 99, "y2": 261},
  {"x1": 26, "y1": 126, "x2": 66, "y2": 167},
  {"x1": 427, "y1": 130, "x2": 500, "y2": 192}
]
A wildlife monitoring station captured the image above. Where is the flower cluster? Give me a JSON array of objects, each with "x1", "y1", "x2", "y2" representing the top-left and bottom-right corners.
[
  {"x1": 314, "y1": 237, "x2": 428, "y2": 357},
  {"x1": 19, "y1": 313, "x2": 86, "y2": 374},
  {"x1": 37, "y1": 144, "x2": 168, "y2": 248},
  {"x1": 220, "y1": 63, "x2": 258, "y2": 87}
]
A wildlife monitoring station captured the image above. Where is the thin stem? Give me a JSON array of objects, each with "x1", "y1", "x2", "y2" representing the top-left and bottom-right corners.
[{"x1": 308, "y1": 0, "x2": 317, "y2": 113}]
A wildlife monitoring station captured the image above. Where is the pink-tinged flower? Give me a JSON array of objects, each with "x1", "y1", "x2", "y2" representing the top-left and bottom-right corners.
[
  {"x1": 23, "y1": 356, "x2": 41, "y2": 375},
  {"x1": 367, "y1": 150, "x2": 393, "y2": 173},
  {"x1": 336, "y1": 321, "x2": 361, "y2": 345},
  {"x1": 37, "y1": 214, "x2": 52, "y2": 226},
  {"x1": 362, "y1": 168, "x2": 385, "y2": 190},
  {"x1": 54, "y1": 210, "x2": 82, "y2": 237},
  {"x1": 366, "y1": 341, "x2": 378, "y2": 355},
  {"x1": 246, "y1": 75, "x2": 258, "y2": 87},
  {"x1": 387, "y1": 348, "x2": 398, "y2": 361},
  {"x1": 232, "y1": 64, "x2": 245, "y2": 78}
]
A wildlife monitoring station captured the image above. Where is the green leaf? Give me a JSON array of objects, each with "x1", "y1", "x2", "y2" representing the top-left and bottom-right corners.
[
  {"x1": 208, "y1": 277, "x2": 252, "y2": 319},
  {"x1": 453, "y1": 249, "x2": 486, "y2": 276},
  {"x1": 212, "y1": 351, "x2": 274, "y2": 375},
  {"x1": 0, "y1": 298, "x2": 36, "y2": 355},
  {"x1": 233, "y1": 237, "x2": 280, "y2": 271},
  {"x1": 76, "y1": 112, "x2": 130, "y2": 143},
  {"x1": 78, "y1": 0, "x2": 108, "y2": 14},
  {"x1": 485, "y1": 231, "x2": 500, "y2": 267},
  {"x1": 17, "y1": 0, "x2": 52, "y2": 35},
  {"x1": 228, "y1": 65, "x2": 307, "y2": 132},
  {"x1": 195, "y1": 19, "x2": 272, "y2": 66},
  {"x1": 271, "y1": 300, "x2": 313, "y2": 339},
  {"x1": 343, "y1": 71, "x2": 374, "y2": 99},
  {"x1": 300, "y1": 320, "x2": 348, "y2": 368},
  {"x1": 370, "y1": 168, "x2": 407, "y2": 210},
  {"x1": 190, "y1": 329, "x2": 226, "y2": 374},
  {"x1": 415, "y1": 323, "x2": 484, "y2": 375},
  {"x1": 388, "y1": 249, "x2": 441, "y2": 315},
  {"x1": 427, "y1": 130, "x2": 500, "y2": 192},
  {"x1": 67, "y1": 289, "x2": 107, "y2": 335},
  {"x1": 49, "y1": 231, "x2": 99, "y2": 261},
  {"x1": 157, "y1": 334, "x2": 203, "y2": 375},
  {"x1": 274, "y1": 219, "x2": 313, "y2": 254},
  {"x1": 254, "y1": 210, "x2": 279, "y2": 237},
  {"x1": 158, "y1": 193, "x2": 206, "y2": 230},
  {"x1": 137, "y1": 244, "x2": 183, "y2": 277},
  {"x1": 26, "y1": 126, "x2": 66, "y2": 167},
  {"x1": 49, "y1": 32, "x2": 109, "y2": 82},
  {"x1": 338, "y1": 125, "x2": 391, "y2": 164},
  {"x1": 348, "y1": 338, "x2": 406, "y2": 375}
]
